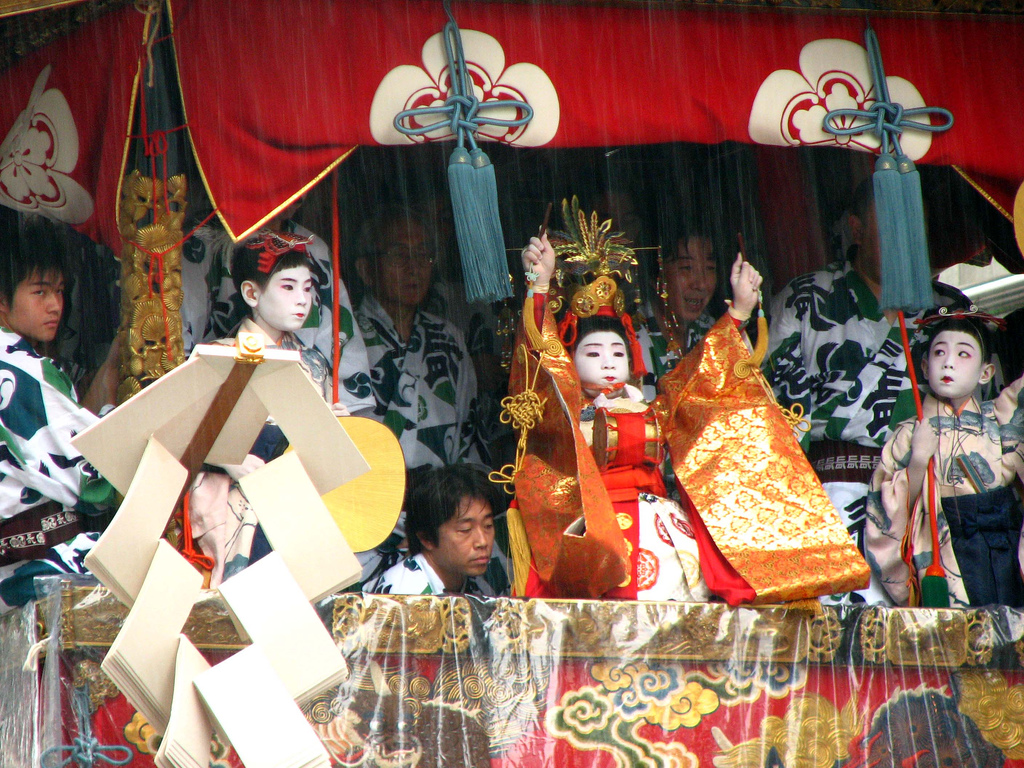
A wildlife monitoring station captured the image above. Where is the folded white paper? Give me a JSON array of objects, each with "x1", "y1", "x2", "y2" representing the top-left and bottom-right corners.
[
  {"x1": 218, "y1": 552, "x2": 347, "y2": 704},
  {"x1": 101, "y1": 541, "x2": 202, "y2": 734},
  {"x1": 238, "y1": 453, "x2": 361, "y2": 602},
  {"x1": 251, "y1": 363, "x2": 369, "y2": 493},
  {"x1": 155, "y1": 636, "x2": 212, "y2": 768},
  {"x1": 194, "y1": 645, "x2": 330, "y2": 768},
  {"x1": 73, "y1": 345, "x2": 303, "y2": 495},
  {"x1": 85, "y1": 436, "x2": 188, "y2": 607}
]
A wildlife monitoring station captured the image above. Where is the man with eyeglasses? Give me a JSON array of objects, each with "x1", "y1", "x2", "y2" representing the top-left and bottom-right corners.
[{"x1": 354, "y1": 207, "x2": 482, "y2": 470}]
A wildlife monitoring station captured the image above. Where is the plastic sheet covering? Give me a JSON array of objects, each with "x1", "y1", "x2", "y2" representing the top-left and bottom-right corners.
[
  {"x1": 27, "y1": 583, "x2": 1024, "y2": 768},
  {"x1": 0, "y1": 576, "x2": 63, "y2": 768}
]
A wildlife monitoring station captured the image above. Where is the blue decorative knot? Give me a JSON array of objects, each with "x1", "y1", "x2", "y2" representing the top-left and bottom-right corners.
[
  {"x1": 40, "y1": 686, "x2": 133, "y2": 768},
  {"x1": 823, "y1": 27, "x2": 953, "y2": 154},
  {"x1": 393, "y1": 0, "x2": 534, "y2": 150}
]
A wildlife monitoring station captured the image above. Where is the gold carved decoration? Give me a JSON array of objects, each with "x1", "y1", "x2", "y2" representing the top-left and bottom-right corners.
[
  {"x1": 859, "y1": 607, "x2": 887, "y2": 664},
  {"x1": 116, "y1": 169, "x2": 187, "y2": 402},
  {"x1": 38, "y1": 586, "x2": 1019, "y2": 675},
  {"x1": 44, "y1": 584, "x2": 244, "y2": 650},
  {"x1": 807, "y1": 608, "x2": 842, "y2": 664},
  {"x1": 71, "y1": 658, "x2": 121, "y2": 710},
  {"x1": 957, "y1": 670, "x2": 1024, "y2": 758},
  {"x1": 330, "y1": 594, "x2": 472, "y2": 655},
  {"x1": 859, "y1": 607, "x2": 992, "y2": 667}
]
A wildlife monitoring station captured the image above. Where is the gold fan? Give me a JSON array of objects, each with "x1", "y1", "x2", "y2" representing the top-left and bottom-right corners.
[{"x1": 289, "y1": 416, "x2": 405, "y2": 552}]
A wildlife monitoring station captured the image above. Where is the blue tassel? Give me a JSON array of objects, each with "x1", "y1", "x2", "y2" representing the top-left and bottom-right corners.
[
  {"x1": 821, "y1": 24, "x2": 952, "y2": 314},
  {"x1": 896, "y1": 154, "x2": 933, "y2": 313},
  {"x1": 876, "y1": 151, "x2": 933, "y2": 313},
  {"x1": 448, "y1": 146, "x2": 512, "y2": 303},
  {"x1": 392, "y1": 3, "x2": 531, "y2": 306},
  {"x1": 874, "y1": 152, "x2": 909, "y2": 311}
]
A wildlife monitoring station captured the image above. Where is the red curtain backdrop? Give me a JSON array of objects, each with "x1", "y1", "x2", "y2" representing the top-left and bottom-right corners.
[
  {"x1": 168, "y1": 0, "x2": 1024, "y2": 240},
  {"x1": 0, "y1": 9, "x2": 144, "y2": 251},
  {"x1": 2, "y1": 1, "x2": 1023, "y2": 252}
]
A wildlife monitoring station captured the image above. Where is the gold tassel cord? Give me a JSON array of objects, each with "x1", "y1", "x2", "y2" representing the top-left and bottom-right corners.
[
  {"x1": 489, "y1": 344, "x2": 547, "y2": 494},
  {"x1": 505, "y1": 505, "x2": 532, "y2": 597},
  {"x1": 488, "y1": 342, "x2": 548, "y2": 598},
  {"x1": 732, "y1": 313, "x2": 769, "y2": 378},
  {"x1": 733, "y1": 314, "x2": 810, "y2": 435}
]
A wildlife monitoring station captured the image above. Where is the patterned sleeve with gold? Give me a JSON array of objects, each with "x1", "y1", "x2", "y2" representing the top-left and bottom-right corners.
[
  {"x1": 510, "y1": 295, "x2": 629, "y2": 598},
  {"x1": 658, "y1": 315, "x2": 870, "y2": 604}
]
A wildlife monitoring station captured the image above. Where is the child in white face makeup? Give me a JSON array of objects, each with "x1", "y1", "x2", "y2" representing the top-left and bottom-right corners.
[
  {"x1": 867, "y1": 313, "x2": 1024, "y2": 608},
  {"x1": 187, "y1": 231, "x2": 354, "y2": 587},
  {"x1": 231, "y1": 232, "x2": 348, "y2": 416},
  {"x1": 516, "y1": 220, "x2": 765, "y2": 603}
]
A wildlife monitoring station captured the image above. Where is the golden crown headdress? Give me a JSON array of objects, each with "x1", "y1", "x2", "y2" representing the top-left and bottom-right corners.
[
  {"x1": 547, "y1": 196, "x2": 638, "y2": 320},
  {"x1": 546, "y1": 197, "x2": 646, "y2": 379}
]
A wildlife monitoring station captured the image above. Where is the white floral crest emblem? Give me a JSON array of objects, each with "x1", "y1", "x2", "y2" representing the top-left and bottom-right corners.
[
  {"x1": 370, "y1": 29, "x2": 559, "y2": 147},
  {"x1": 748, "y1": 39, "x2": 932, "y2": 161},
  {"x1": 0, "y1": 65, "x2": 94, "y2": 225}
]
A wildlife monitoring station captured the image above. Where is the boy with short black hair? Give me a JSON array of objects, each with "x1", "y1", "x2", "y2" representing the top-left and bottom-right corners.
[
  {"x1": 0, "y1": 215, "x2": 118, "y2": 612},
  {"x1": 867, "y1": 312, "x2": 1024, "y2": 608},
  {"x1": 370, "y1": 464, "x2": 504, "y2": 595}
]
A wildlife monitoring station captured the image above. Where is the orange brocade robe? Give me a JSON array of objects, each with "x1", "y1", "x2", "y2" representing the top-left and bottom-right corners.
[{"x1": 510, "y1": 301, "x2": 869, "y2": 604}]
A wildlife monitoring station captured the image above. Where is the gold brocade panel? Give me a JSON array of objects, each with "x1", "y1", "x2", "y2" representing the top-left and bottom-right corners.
[{"x1": 659, "y1": 316, "x2": 870, "y2": 603}]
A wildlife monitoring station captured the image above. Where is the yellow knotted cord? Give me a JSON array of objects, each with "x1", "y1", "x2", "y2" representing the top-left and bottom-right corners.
[
  {"x1": 489, "y1": 345, "x2": 548, "y2": 494},
  {"x1": 732, "y1": 313, "x2": 810, "y2": 435}
]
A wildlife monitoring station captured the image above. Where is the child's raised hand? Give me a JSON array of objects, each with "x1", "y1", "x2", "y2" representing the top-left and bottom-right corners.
[
  {"x1": 522, "y1": 234, "x2": 555, "y2": 290},
  {"x1": 726, "y1": 254, "x2": 763, "y2": 321}
]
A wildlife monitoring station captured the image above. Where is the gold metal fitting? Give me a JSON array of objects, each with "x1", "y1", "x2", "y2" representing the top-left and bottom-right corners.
[{"x1": 235, "y1": 332, "x2": 266, "y2": 363}]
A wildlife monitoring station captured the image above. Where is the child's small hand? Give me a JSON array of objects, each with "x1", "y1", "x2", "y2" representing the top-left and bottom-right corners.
[
  {"x1": 522, "y1": 234, "x2": 555, "y2": 290},
  {"x1": 726, "y1": 254, "x2": 763, "y2": 321},
  {"x1": 909, "y1": 418, "x2": 939, "y2": 467},
  {"x1": 331, "y1": 402, "x2": 351, "y2": 417}
]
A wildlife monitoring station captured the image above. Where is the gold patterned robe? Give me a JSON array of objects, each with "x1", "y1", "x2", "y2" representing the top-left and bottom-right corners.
[{"x1": 511, "y1": 301, "x2": 869, "y2": 604}]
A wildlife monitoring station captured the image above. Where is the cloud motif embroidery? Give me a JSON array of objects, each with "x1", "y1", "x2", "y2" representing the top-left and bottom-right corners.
[
  {"x1": 370, "y1": 29, "x2": 559, "y2": 147},
  {"x1": 748, "y1": 39, "x2": 932, "y2": 161},
  {"x1": 0, "y1": 65, "x2": 94, "y2": 225}
]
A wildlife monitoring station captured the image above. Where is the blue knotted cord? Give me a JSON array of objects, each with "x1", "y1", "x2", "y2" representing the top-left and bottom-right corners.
[
  {"x1": 823, "y1": 26, "x2": 953, "y2": 150},
  {"x1": 393, "y1": 0, "x2": 534, "y2": 146},
  {"x1": 40, "y1": 686, "x2": 133, "y2": 768}
]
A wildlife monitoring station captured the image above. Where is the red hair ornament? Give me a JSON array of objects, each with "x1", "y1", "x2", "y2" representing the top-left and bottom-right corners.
[{"x1": 244, "y1": 230, "x2": 314, "y2": 274}]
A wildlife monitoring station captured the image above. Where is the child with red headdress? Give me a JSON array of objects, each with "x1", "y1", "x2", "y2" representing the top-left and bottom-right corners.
[
  {"x1": 187, "y1": 231, "x2": 350, "y2": 586},
  {"x1": 506, "y1": 198, "x2": 869, "y2": 604}
]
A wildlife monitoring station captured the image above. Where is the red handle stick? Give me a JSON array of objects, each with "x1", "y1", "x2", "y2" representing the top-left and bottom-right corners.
[{"x1": 331, "y1": 171, "x2": 341, "y2": 405}]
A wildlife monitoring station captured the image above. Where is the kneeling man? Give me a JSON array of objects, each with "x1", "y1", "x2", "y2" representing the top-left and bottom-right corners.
[{"x1": 370, "y1": 464, "x2": 502, "y2": 595}]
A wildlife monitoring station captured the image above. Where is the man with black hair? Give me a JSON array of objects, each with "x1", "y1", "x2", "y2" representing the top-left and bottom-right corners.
[
  {"x1": 368, "y1": 464, "x2": 502, "y2": 595},
  {"x1": 636, "y1": 226, "x2": 722, "y2": 402},
  {"x1": 0, "y1": 215, "x2": 118, "y2": 612}
]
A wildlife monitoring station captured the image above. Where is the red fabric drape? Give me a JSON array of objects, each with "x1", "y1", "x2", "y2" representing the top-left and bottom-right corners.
[
  {"x1": 168, "y1": 0, "x2": 1024, "y2": 241},
  {"x1": 2, "y1": 1, "x2": 1023, "y2": 258}
]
